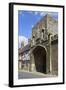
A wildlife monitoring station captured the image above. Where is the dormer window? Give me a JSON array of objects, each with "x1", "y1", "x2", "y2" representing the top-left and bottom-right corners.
[{"x1": 19, "y1": 55, "x2": 22, "y2": 60}]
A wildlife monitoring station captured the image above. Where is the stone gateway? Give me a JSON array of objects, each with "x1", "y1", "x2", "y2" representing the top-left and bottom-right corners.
[{"x1": 18, "y1": 14, "x2": 58, "y2": 76}]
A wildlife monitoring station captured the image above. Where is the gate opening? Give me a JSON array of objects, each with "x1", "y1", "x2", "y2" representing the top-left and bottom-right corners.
[{"x1": 33, "y1": 46, "x2": 46, "y2": 74}]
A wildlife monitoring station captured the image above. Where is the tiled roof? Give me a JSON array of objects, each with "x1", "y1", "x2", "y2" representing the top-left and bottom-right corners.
[{"x1": 18, "y1": 44, "x2": 31, "y2": 54}]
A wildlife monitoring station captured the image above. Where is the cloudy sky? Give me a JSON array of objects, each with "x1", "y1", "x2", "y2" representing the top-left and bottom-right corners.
[{"x1": 18, "y1": 10, "x2": 58, "y2": 48}]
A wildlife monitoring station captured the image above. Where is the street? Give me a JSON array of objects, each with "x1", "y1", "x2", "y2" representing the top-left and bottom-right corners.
[
  {"x1": 18, "y1": 70, "x2": 56, "y2": 79},
  {"x1": 18, "y1": 70, "x2": 47, "y2": 79}
]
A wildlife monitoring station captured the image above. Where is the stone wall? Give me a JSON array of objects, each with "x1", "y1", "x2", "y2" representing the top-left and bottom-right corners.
[
  {"x1": 51, "y1": 42, "x2": 58, "y2": 75},
  {"x1": 47, "y1": 15, "x2": 58, "y2": 35},
  {"x1": 32, "y1": 14, "x2": 58, "y2": 37}
]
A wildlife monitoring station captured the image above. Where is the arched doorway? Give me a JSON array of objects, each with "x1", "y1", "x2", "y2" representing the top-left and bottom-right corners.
[{"x1": 32, "y1": 46, "x2": 47, "y2": 74}]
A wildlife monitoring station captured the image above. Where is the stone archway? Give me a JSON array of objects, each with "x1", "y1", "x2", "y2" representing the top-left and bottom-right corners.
[{"x1": 32, "y1": 45, "x2": 47, "y2": 74}]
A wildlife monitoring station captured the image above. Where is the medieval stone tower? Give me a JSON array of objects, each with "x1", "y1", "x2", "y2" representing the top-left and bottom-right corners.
[{"x1": 30, "y1": 14, "x2": 58, "y2": 75}]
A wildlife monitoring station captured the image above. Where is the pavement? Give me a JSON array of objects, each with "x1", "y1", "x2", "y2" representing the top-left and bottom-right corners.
[{"x1": 18, "y1": 70, "x2": 57, "y2": 79}]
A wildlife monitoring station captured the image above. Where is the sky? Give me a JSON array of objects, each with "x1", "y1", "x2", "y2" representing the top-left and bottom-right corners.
[{"x1": 18, "y1": 10, "x2": 58, "y2": 48}]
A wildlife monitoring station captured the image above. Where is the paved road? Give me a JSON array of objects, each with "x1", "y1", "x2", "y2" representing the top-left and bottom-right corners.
[{"x1": 18, "y1": 71, "x2": 48, "y2": 79}]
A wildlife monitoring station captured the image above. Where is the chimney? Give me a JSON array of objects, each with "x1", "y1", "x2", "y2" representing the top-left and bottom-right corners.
[{"x1": 21, "y1": 41, "x2": 24, "y2": 49}]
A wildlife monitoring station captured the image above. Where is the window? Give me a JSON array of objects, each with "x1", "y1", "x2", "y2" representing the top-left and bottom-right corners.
[
  {"x1": 41, "y1": 29, "x2": 45, "y2": 39},
  {"x1": 32, "y1": 36, "x2": 35, "y2": 45}
]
